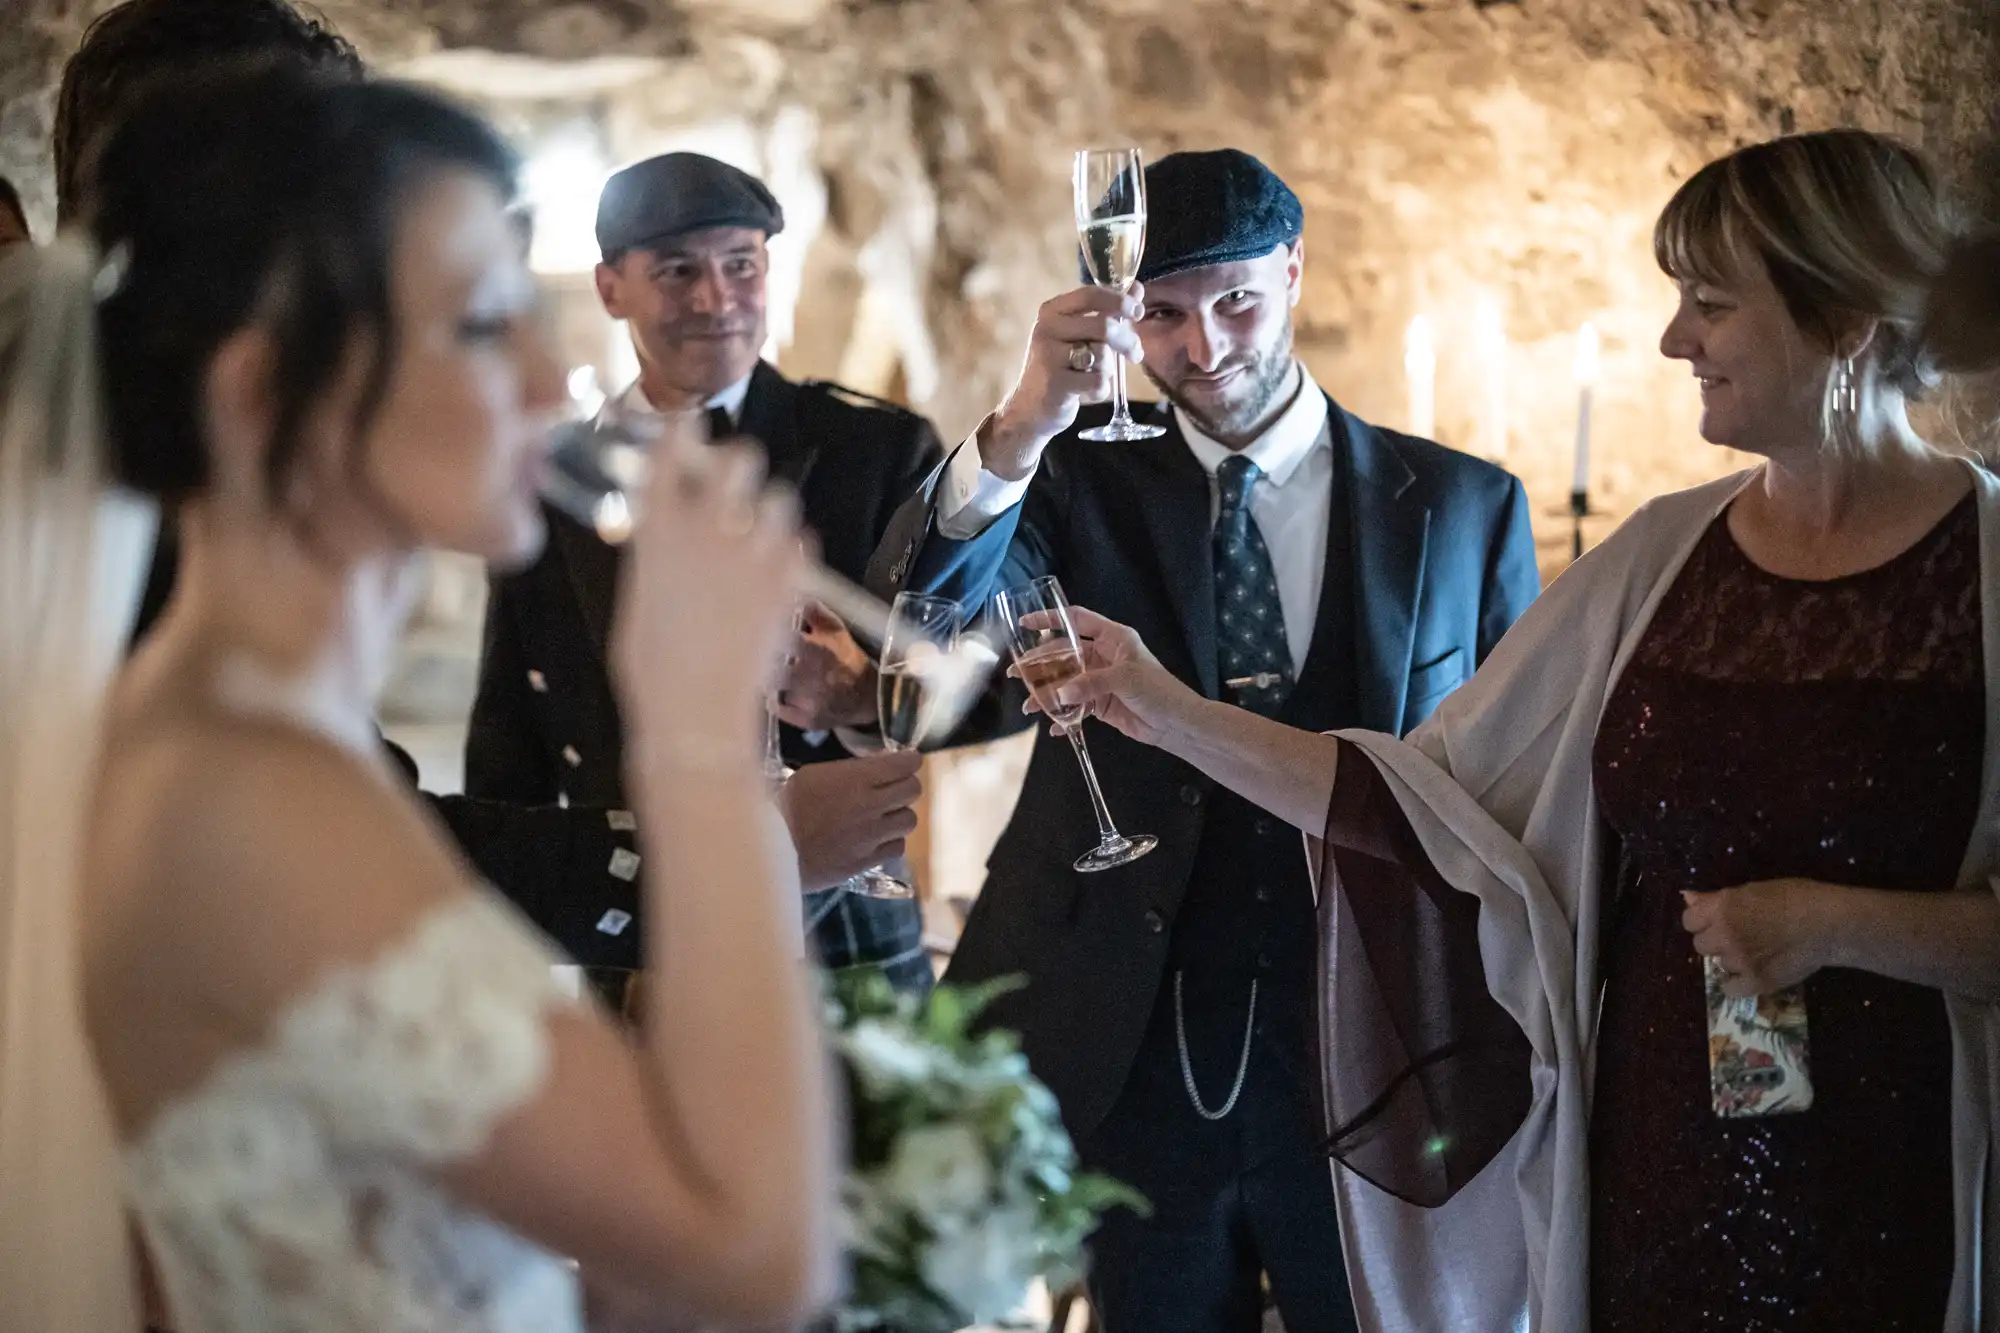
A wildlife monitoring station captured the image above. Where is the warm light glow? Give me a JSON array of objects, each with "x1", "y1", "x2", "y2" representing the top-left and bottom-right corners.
[
  {"x1": 1573, "y1": 321, "x2": 1601, "y2": 385},
  {"x1": 1474, "y1": 300, "x2": 1505, "y2": 353},
  {"x1": 1403, "y1": 315, "x2": 1436, "y2": 439},
  {"x1": 1571, "y1": 321, "x2": 1597, "y2": 495},
  {"x1": 567, "y1": 365, "x2": 602, "y2": 407},
  {"x1": 1404, "y1": 314, "x2": 1436, "y2": 366},
  {"x1": 1476, "y1": 298, "x2": 1509, "y2": 460},
  {"x1": 593, "y1": 490, "x2": 633, "y2": 544},
  {"x1": 607, "y1": 321, "x2": 641, "y2": 393},
  {"x1": 522, "y1": 130, "x2": 612, "y2": 275}
]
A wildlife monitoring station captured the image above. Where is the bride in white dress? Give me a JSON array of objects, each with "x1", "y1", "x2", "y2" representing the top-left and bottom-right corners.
[{"x1": 0, "y1": 62, "x2": 836, "y2": 1333}]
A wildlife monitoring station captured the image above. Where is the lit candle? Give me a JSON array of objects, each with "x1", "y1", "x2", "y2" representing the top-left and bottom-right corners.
[
  {"x1": 1404, "y1": 315, "x2": 1436, "y2": 439},
  {"x1": 1475, "y1": 299, "x2": 1508, "y2": 461},
  {"x1": 1572, "y1": 321, "x2": 1599, "y2": 496}
]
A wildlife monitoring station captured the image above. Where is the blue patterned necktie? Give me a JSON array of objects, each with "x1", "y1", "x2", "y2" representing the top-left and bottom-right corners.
[{"x1": 1213, "y1": 454, "x2": 1291, "y2": 716}]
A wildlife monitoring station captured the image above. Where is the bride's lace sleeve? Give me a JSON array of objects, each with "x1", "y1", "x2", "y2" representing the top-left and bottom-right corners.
[
  {"x1": 269, "y1": 892, "x2": 581, "y2": 1161},
  {"x1": 125, "y1": 893, "x2": 591, "y2": 1333}
]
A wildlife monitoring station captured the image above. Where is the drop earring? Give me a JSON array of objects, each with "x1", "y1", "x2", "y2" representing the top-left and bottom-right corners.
[
  {"x1": 1832, "y1": 355, "x2": 1859, "y2": 415},
  {"x1": 1829, "y1": 353, "x2": 1861, "y2": 446}
]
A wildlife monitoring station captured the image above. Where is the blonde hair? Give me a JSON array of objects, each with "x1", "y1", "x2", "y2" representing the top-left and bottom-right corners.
[{"x1": 1653, "y1": 129, "x2": 2000, "y2": 452}]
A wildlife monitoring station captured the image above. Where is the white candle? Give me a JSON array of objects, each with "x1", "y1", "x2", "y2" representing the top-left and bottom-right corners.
[
  {"x1": 1404, "y1": 315, "x2": 1436, "y2": 439},
  {"x1": 1572, "y1": 321, "x2": 1599, "y2": 495},
  {"x1": 1475, "y1": 299, "x2": 1508, "y2": 461}
]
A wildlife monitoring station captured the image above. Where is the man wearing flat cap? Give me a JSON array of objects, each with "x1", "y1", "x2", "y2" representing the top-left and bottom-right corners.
[
  {"x1": 466, "y1": 151, "x2": 948, "y2": 999},
  {"x1": 867, "y1": 148, "x2": 1542, "y2": 1332}
]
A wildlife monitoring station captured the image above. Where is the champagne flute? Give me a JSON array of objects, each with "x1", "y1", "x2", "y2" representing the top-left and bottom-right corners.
[
  {"x1": 993, "y1": 576, "x2": 1158, "y2": 873},
  {"x1": 539, "y1": 407, "x2": 1000, "y2": 736},
  {"x1": 852, "y1": 592, "x2": 962, "y2": 899},
  {"x1": 1074, "y1": 148, "x2": 1165, "y2": 443},
  {"x1": 764, "y1": 612, "x2": 799, "y2": 784}
]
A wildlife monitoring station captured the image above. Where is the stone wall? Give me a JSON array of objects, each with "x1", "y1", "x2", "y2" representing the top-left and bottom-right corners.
[
  {"x1": 8, "y1": 0, "x2": 1996, "y2": 519},
  {"x1": 2, "y1": 0, "x2": 1995, "y2": 906}
]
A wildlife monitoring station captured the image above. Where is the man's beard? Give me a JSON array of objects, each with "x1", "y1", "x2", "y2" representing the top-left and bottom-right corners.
[{"x1": 1148, "y1": 326, "x2": 1297, "y2": 443}]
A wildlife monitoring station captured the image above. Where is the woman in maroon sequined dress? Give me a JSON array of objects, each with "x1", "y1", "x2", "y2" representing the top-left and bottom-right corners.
[
  {"x1": 1588, "y1": 495, "x2": 1977, "y2": 1330},
  {"x1": 1027, "y1": 131, "x2": 2000, "y2": 1331}
]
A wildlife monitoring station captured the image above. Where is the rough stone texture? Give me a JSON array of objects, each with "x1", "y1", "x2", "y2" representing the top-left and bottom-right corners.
[
  {"x1": 3, "y1": 0, "x2": 1996, "y2": 903},
  {"x1": 1098, "y1": 0, "x2": 1999, "y2": 552},
  {"x1": 6, "y1": 0, "x2": 1996, "y2": 526}
]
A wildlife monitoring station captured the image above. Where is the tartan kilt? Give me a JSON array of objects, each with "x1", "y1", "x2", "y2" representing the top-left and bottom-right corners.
[
  {"x1": 584, "y1": 882, "x2": 933, "y2": 1017},
  {"x1": 803, "y1": 884, "x2": 933, "y2": 996}
]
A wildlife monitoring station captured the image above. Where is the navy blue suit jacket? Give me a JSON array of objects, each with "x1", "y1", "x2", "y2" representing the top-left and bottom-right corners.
[{"x1": 867, "y1": 394, "x2": 1541, "y2": 1138}]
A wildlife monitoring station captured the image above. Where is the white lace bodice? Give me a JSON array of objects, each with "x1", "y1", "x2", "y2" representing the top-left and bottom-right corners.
[{"x1": 125, "y1": 892, "x2": 585, "y2": 1333}]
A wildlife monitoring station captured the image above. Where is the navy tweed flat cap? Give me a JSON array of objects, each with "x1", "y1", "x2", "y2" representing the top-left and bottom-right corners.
[
  {"x1": 595, "y1": 152, "x2": 785, "y2": 260},
  {"x1": 1137, "y1": 148, "x2": 1303, "y2": 283}
]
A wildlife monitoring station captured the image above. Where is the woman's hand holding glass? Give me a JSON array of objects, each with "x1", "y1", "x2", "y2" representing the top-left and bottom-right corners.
[
  {"x1": 994, "y1": 579, "x2": 1157, "y2": 873},
  {"x1": 1016, "y1": 606, "x2": 1203, "y2": 749}
]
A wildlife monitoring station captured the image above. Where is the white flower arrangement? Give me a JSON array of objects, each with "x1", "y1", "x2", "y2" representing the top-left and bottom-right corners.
[{"x1": 825, "y1": 973, "x2": 1146, "y2": 1333}]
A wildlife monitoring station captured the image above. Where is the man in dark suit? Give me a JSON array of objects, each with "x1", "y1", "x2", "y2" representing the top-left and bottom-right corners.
[
  {"x1": 467, "y1": 153, "x2": 942, "y2": 994},
  {"x1": 868, "y1": 150, "x2": 1542, "y2": 1332}
]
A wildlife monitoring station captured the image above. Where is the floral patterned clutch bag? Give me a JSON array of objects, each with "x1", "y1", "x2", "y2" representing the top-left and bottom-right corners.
[{"x1": 1705, "y1": 955, "x2": 1813, "y2": 1117}]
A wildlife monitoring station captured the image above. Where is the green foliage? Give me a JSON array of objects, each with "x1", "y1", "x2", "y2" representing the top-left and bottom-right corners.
[{"x1": 824, "y1": 969, "x2": 1147, "y2": 1332}]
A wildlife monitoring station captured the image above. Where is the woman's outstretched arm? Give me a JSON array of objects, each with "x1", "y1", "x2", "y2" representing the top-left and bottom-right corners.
[{"x1": 1042, "y1": 607, "x2": 1344, "y2": 835}]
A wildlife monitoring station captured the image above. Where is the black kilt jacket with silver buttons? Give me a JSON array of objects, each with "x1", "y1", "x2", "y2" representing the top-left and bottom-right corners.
[{"x1": 465, "y1": 362, "x2": 947, "y2": 979}]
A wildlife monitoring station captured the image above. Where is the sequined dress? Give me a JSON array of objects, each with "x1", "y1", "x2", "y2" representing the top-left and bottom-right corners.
[{"x1": 1587, "y1": 494, "x2": 1981, "y2": 1331}]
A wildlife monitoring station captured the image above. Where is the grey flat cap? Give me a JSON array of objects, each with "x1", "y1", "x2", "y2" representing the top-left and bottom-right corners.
[
  {"x1": 595, "y1": 152, "x2": 785, "y2": 260},
  {"x1": 1138, "y1": 148, "x2": 1303, "y2": 283}
]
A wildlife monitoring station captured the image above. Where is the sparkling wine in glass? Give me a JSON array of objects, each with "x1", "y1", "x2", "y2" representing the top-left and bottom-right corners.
[
  {"x1": 538, "y1": 409, "x2": 1005, "y2": 959},
  {"x1": 540, "y1": 407, "x2": 999, "y2": 741},
  {"x1": 852, "y1": 593, "x2": 961, "y2": 899},
  {"x1": 1074, "y1": 148, "x2": 1165, "y2": 443},
  {"x1": 993, "y1": 576, "x2": 1157, "y2": 873},
  {"x1": 764, "y1": 612, "x2": 800, "y2": 784}
]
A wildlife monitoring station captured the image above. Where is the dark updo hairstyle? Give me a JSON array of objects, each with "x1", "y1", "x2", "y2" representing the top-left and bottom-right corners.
[
  {"x1": 1653, "y1": 129, "x2": 2000, "y2": 447},
  {"x1": 55, "y1": 0, "x2": 363, "y2": 226},
  {"x1": 86, "y1": 60, "x2": 519, "y2": 505}
]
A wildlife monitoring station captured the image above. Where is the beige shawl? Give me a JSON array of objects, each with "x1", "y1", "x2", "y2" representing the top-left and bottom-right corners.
[{"x1": 1317, "y1": 462, "x2": 2000, "y2": 1332}]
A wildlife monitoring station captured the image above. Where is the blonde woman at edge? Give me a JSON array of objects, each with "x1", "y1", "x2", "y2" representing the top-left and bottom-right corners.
[
  {"x1": 1034, "y1": 130, "x2": 2000, "y2": 1332},
  {"x1": 0, "y1": 62, "x2": 834, "y2": 1333}
]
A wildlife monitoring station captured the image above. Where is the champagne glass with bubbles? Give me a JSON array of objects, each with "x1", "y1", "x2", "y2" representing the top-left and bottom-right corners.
[
  {"x1": 994, "y1": 576, "x2": 1157, "y2": 873},
  {"x1": 853, "y1": 593, "x2": 963, "y2": 899},
  {"x1": 540, "y1": 407, "x2": 1001, "y2": 737},
  {"x1": 1074, "y1": 148, "x2": 1166, "y2": 443}
]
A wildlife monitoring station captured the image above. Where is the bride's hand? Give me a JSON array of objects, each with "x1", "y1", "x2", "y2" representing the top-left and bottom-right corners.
[
  {"x1": 1021, "y1": 606, "x2": 1202, "y2": 748},
  {"x1": 611, "y1": 430, "x2": 809, "y2": 760}
]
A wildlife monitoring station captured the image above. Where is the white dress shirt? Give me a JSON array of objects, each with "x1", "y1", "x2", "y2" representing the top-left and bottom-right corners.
[
  {"x1": 611, "y1": 371, "x2": 862, "y2": 749},
  {"x1": 938, "y1": 361, "x2": 1335, "y2": 675},
  {"x1": 609, "y1": 371, "x2": 753, "y2": 431}
]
